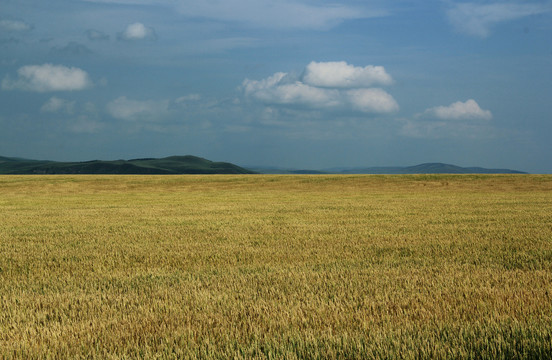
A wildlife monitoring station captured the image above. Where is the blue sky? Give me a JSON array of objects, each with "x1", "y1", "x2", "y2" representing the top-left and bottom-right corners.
[{"x1": 1, "y1": 0, "x2": 551, "y2": 172}]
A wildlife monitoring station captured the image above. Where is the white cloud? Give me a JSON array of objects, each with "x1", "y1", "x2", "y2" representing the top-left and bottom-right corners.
[
  {"x1": 403, "y1": 99, "x2": 493, "y2": 139},
  {"x1": 41, "y1": 97, "x2": 76, "y2": 114},
  {"x1": 1, "y1": 64, "x2": 92, "y2": 92},
  {"x1": 302, "y1": 61, "x2": 393, "y2": 88},
  {"x1": 423, "y1": 99, "x2": 492, "y2": 121},
  {"x1": 243, "y1": 74, "x2": 341, "y2": 108},
  {"x1": 242, "y1": 61, "x2": 398, "y2": 114},
  {"x1": 447, "y1": 2, "x2": 550, "y2": 37},
  {"x1": 0, "y1": 19, "x2": 32, "y2": 32},
  {"x1": 107, "y1": 96, "x2": 170, "y2": 121},
  {"x1": 118, "y1": 22, "x2": 156, "y2": 41},
  {"x1": 243, "y1": 72, "x2": 287, "y2": 94},
  {"x1": 346, "y1": 88, "x2": 399, "y2": 113}
]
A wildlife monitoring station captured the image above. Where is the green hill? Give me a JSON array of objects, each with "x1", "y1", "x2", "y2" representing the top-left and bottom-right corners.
[{"x1": 0, "y1": 155, "x2": 256, "y2": 174}]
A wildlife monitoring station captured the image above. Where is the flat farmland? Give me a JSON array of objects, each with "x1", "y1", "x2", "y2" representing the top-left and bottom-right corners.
[{"x1": 1, "y1": 175, "x2": 551, "y2": 359}]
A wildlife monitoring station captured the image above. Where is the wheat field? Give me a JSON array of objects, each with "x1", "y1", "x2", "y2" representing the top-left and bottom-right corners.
[{"x1": 1, "y1": 174, "x2": 551, "y2": 359}]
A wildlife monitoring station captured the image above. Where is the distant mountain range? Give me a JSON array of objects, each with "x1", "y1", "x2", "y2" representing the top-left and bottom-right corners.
[
  {"x1": 248, "y1": 163, "x2": 528, "y2": 174},
  {"x1": 0, "y1": 155, "x2": 255, "y2": 174},
  {"x1": 0, "y1": 156, "x2": 527, "y2": 175}
]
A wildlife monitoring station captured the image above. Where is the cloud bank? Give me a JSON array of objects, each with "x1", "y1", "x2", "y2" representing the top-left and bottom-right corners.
[
  {"x1": 447, "y1": 2, "x2": 550, "y2": 37},
  {"x1": 2, "y1": 64, "x2": 92, "y2": 92},
  {"x1": 242, "y1": 61, "x2": 398, "y2": 114}
]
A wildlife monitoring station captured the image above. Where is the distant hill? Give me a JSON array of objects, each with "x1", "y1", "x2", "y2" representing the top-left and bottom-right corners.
[
  {"x1": 249, "y1": 163, "x2": 527, "y2": 174},
  {"x1": 245, "y1": 166, "x2": 329, "y2": 174},
  {"x1": 0, "y1": 155, "x2": 256, "y2": 174},
  {"x1": 333, "y1": 163, "x2": 527, "y2": 174}
]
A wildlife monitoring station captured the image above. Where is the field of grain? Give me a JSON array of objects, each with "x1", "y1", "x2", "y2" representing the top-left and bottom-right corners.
[{"x1": 1, "y1": 174, "x2": 551, "y2": 358}]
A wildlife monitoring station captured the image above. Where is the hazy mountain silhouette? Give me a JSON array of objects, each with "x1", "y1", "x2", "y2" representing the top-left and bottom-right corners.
[{"x1": 248, "y1": 162, "x2": 527, "y2": 174}]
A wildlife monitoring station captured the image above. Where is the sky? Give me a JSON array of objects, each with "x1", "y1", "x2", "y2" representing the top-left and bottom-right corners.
[{"x1": 1, "y1": 0, "x2": 551, "y2": 173}]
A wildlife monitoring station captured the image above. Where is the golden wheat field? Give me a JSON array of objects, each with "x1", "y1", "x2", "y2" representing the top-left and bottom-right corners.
[{"x1": 1, "y1": 174, "x2": 551, "y2": 359}]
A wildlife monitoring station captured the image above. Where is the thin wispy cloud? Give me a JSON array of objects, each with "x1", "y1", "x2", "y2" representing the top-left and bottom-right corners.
[
  {"x1": 174, "y1": 0, "x2": 380, "y2": 30},
  {"x1": 84, "y1": 0, "x2": 386, "y2": 29},
  {"x1": 107, "y1": 96, "x2": 170, "y2": 121},
  {"x1": 86, "y1": 29, "x2": 110, "y2": 41},
  {"x1": 0, "y1": 19, "x2": 32, "y2": 32},
  {"x1": 400, "y1": 118, "x2": 496, "y2": 139},
  {"x1": 41, "y1": 97, "x2": 76, "y2": 114},
  {"x1": 52, "y1": 42, "x2": 93, "y2": 56},
  {"x1": 447, "y1": 1, "x2": 551, "y2": 37}
]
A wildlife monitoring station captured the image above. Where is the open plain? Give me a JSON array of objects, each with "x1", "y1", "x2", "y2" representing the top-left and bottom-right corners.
[{"x1": 1, "y1": 174, "x2": 551, "y2": 358}]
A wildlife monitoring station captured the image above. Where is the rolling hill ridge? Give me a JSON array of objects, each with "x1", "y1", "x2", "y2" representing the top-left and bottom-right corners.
[{"x1": 0, "y1": 155, "x2": 256, "y2": 174}]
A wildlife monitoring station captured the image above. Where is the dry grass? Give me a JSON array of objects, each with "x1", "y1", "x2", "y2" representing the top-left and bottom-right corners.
[{"x1": 1, "y1": 174, "x2": 551, "y2": 358}]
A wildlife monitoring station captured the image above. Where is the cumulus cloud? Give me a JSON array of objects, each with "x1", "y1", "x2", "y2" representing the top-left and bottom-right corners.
[
  {"x1": 107, "y1": 96, "x2": 170, "y2": 121},
  {"x1": 302, "y1": 61, "x2": 393, "y2": 88},
  {"x1": 118, "y1": 22, "x2": 157, "y2": 41},
  {"x1": 242, "y1": 61, "x2": 398, "y2": 114},
  {"x1": 1, "y1": 64, "x2": 92, "y2": 92},
  {"x1": 41, "y1": 97, "x2": 76, "y2": 114},
  {"x1": 447, "y1": 2, "x2": 550, "y2": 37},
  {"x1": 346, "y1": 88, "x2": 399, "y2": 113},
  {"x1": 0, "y1": 19, "x2": 32, "y2": 32},
  {"x1": 423, "y1": 99, "x2": 492, "y2": 121},
  {"x1": 243, "y1": 73, "x2": 340, "y2": 107}
]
